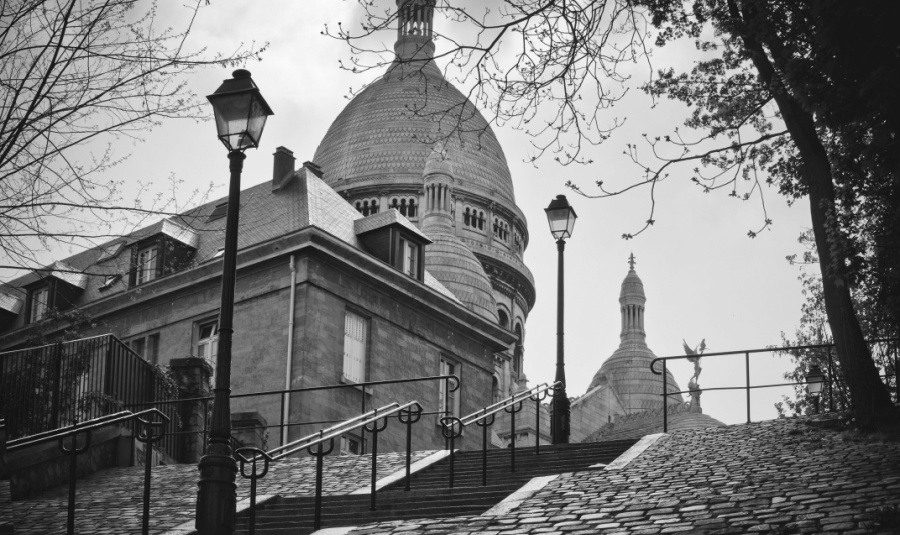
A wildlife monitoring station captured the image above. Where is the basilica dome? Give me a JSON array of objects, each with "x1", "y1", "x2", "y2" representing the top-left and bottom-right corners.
[
  {"x1": 312, "y1": 55, "x2": 517, "y2": 207},
  {"x1": 310, "y1": 0, "x2": 536, "y2": 332}
]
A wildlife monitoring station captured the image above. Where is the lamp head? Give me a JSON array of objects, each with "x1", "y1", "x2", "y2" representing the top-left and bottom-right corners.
[
  {"x1": 544, "y1": 195, "x2": 577, "y2": 241},
  {"x1": 805, "y1": 364, "x2": 826, "y2": 396},
  {"x1": 207, "y1": 69, "x2": 274, "y2": 152}
]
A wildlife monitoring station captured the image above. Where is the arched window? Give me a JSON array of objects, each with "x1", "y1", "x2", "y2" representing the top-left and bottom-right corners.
[
  {"x1": 355, "y1": 198, "x2": 379, "y2": 217},
  {"x1": 513, "y1": 323, "x2": 524, "y2": 373},
  {"x1": 390, "y1": 197, "x2": 418, "y2": 219},
  {"x1": 478, "y1": 211, "x2": 485, "y2": 230},
  {"x1": 492, "y1": 375, "x2": 502, "y2": 403},
  {"x1": 463, "y1": 207, "x2": 471, "y2": 226},
  {"x1": 498, "y1": 309, "x2": 509, "y2": 329}
]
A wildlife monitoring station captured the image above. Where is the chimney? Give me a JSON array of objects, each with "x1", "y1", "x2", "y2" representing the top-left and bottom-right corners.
[
  {"x1": 272, "y1": 146, "x2": 296, "y2": 191},
  {"x1": 303, "y1": 161, "x2": 323, "y2": 178}
]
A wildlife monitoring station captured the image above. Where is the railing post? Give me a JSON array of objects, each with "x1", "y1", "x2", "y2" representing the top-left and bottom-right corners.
[
  {"x1": 50, "y1": 342, "x2": 64, "y2": 430},
  {"x1": 364, "y1": 411, "x2": 389, "y2": 511},
  {"x1": 827, "y1": 349, "x2": 836, "y2": 412},
  {"x1": 237, "y1": 448, "x2": 272, "y2": 535},
  {"x1": 440, "y1": 417, "x2": 462, "y2": 489},
  {"x1": 504, "y1": 400, "x2": 523, "y2": 473},
  {"x1": 475, "y1": 412, "x2": 494, "y2": 487},
  {"x1": 531, "y1": 389, "x2": 549, "y2": 455},
  {"x1": 662, "y1": 360, "x2": 668, "y2": 433},
  {"x1": 59, "y1": 424, "x2": 91, "y2": 535},
  {"x1": 745, "y1": 352, "x2": 751, "y2": 424},
  {"x1": 306, "y1": 435, "x2": 335, "y2": 531},
  {"x1": 136, "y1": 417, "x2": 167, "y2": 535},
  {"x1": 397, "y1": 404, "x2": 421, "y2": 492}
]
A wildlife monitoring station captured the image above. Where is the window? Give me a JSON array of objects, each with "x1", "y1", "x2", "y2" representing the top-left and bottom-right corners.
[
  {"x1": 99, "y1": 274, "x2": 121, "y2": 292},
  {"x1": 136, "y1": 245, "x2": 158, "y2": 284},
  {"x1": 390, "y1": 197, "x2": 417, "y2": 218},
  {"x1": 207, "y1": 202, "x2": 228, "y2": 222},
  {"x1": 355, "y1": 198, "x2": 380, "y2": 217},
  {"x1": 29, "y1": 286, "x2": 49, "y2": 323},
  {"x1": 129, "y1": 333, "x2": 160, "y2": 364},
  {"x1": 197, "y1": 320, "x2": 218, "y2": 367},
  {"x1": 400, "y1": 238, "x2": 418, "y2": 278},
  {"x1": 130, "y1": 338, "x2": 146, "y2": 359},
  {"x1": 341, "y1": 433, "x2": 365, "y2": 455},
  {"x1": 439, "y1": 357, "x2": 461, "y2": 418},
  {"x1": 342, "y1": 311, "x2": 368, "y2": 383}
]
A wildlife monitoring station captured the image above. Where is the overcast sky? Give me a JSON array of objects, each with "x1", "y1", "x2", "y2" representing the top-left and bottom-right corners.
[{"x1": 51, "y1": 1, "x2": 819, "y2": 425}]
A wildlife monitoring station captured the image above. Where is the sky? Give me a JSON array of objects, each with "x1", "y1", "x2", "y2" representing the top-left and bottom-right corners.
[{"x1": 31, "y1": 1, "x2": 818, "y2": 425}]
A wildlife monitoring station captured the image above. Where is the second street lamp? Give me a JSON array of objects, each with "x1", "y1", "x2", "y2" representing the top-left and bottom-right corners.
[
  {"x1": 545, "y1": 194, "x2": 577, "y2": 445},
  {"x1": 196, "y1": 69, "x2": 273, "y2": 535},
  {"x1": 805, "y1": 364, "x2": 826, "y2": 415}
]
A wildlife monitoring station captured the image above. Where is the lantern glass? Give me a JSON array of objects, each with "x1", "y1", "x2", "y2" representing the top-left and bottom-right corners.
[
  {"x1": 806, "y1": 365, "x2": 826, "y2": 396},
  {"x1": 207, "y1": 70, "x2": 273, "y2": 152},
  {"x1": 545, "y1": 195, "x2": 577, "y2": 240}
]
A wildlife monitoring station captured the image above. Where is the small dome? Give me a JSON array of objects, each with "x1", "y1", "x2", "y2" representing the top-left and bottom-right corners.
[{"x1": 423, "y1": 228, "x2": 498, "y2": 321}]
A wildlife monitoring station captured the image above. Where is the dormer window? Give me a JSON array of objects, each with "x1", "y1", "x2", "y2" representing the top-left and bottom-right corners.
[
  {"x1": 400, "y1": 238, "x2": 419, "y2": 278},
  {"x1": 354, "y1": 209, "x2": 432, "y2": 282},
  {"x1": 136, "y1": 245, "x2": 159, "y2": 284},
  {"x1": 21, "y1": 262, "x2": 87, "y2": 324},
  {"x1": 126, "y1": 220, "x2": 198, "y2": 287},
  {"x1": 29, "y1": 286, "x2": 49, "y2": 323}
]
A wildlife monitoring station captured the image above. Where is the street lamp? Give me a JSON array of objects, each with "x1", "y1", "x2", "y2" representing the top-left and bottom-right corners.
[
  {"x1": 805, "y1": 364, "x2": 826, "y2": 415},
  {"x1": 545, "y1": 195, "x2": 577, "y2": 444},
  {"x1": 196, "y1": 69, "x2": 273, "y2": 535}
]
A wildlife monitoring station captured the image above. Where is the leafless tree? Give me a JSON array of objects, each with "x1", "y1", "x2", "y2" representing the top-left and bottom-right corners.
[{"x1": 0, "y1": 0, "x2": 265, "y2": 272}]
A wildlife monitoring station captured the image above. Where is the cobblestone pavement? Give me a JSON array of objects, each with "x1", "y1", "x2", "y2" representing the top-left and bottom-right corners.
[
  {"x1": 341, "y1": 418, "x2": 900, "y2": 534},
  {"x1": 0, "y1": 450, "x2": 435, "y2": 534}
]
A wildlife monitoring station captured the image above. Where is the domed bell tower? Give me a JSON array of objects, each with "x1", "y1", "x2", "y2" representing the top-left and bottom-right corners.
[{"x1": 395, "y1": 0, "x2": 436, "y2": 62}]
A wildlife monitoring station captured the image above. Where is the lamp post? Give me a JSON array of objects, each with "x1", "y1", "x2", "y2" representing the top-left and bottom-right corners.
[
  {"x1": 196, "y1": 69, "x2": 273, "y2": 535},
  {"x1": 545, "y1": 195, "x2": 577, "y2": 445},
  {"x1": 805, "y1": 364, "x2": 826, "y2": 415}
]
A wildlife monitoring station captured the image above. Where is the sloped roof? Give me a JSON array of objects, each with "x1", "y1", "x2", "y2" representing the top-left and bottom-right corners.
[
  {"x1": 3, "y1": 167, "x2": 457, "y2": 309},
  {"x1": 354, "y1": 209, "x2": 432, "y2": 243}
]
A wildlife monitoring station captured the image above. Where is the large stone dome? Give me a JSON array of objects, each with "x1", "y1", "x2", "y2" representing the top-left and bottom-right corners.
[{"x1": 312, "y1": 60, "x2": 516, "y2": 205}]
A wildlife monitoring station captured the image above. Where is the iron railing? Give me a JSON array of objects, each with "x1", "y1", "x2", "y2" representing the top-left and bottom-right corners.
[
  {"x1": 0, "y1": 334, "x2": 181, "y2": 459},
  {"x1": 235, "y1": 401, "x2": 424, "y2": 533},
  {"x1": 650, "y1": 338, "x2": 900, "y2": 432},
  {"x1": 6, "y1": 409, "x2": 170, "y2": 535},
  {"x1": 440, "y1": 381, "x2": 560, "y2": 487},
  {"x1": 127, "y1": 374, "x2": 460, "y2": 456}
]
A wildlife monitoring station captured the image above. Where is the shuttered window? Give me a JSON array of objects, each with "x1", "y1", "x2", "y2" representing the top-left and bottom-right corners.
[{"x1": 343, "y1": 311, "x2": 368, "y2": 383}]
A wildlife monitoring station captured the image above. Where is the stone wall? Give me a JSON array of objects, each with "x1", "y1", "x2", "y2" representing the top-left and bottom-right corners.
[{"x1": 6, "y1": 425, "x2": 132, "y2": 499}]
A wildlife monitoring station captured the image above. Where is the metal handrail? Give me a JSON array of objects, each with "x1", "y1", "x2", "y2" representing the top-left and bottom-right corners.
[
  {"x1": 439, "y1": 381, "x2": 560, "y2": 487},
  {"x1": 268, "y1": 402, "x2": 409, "y2": 460},
  {"x1": 8, "y1": 408, "x2": 168, "y2": 451},
  {"x1": 5, "y1": 408, "x2": 169, "y2": 535},
  {"x1": 457, "y1": 382, "x2": 559, "y2": 428},
  {"x1": 234, "y1": 400, "x2": 423, "y2": 533},
  {"x1": 649, "y1": 338, "x2": 899, "y2": 432},
  {"x1": 126, "y1": 373, "x2": 458, "y2": 450}
]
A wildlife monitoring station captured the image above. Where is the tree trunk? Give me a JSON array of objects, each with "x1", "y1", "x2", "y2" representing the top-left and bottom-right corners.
[{"x1": 733, "y1": 1, "x2": 898, "y2": 426}]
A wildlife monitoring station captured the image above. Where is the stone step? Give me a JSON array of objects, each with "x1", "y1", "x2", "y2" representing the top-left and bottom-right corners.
[{"x1": 234, "y1": 440, "x2": 638, "y2": 535}]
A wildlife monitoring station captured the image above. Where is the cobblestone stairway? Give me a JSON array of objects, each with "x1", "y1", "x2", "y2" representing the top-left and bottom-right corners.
[{"x1": 236, "y1": 439, "x2": 638, "y2": 534}]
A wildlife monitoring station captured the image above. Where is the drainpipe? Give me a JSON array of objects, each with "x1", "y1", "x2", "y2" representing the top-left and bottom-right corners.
[{"x1": 282, "y1": 255, "x2": 297, "y2": 445}]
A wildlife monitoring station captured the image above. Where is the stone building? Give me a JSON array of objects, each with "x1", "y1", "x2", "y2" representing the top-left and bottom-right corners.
[{"x1": 0, "y1": 1, "x2": 534, "y2": 454}]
